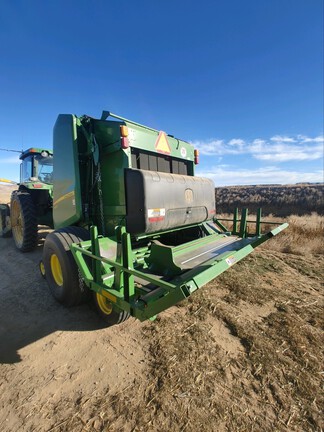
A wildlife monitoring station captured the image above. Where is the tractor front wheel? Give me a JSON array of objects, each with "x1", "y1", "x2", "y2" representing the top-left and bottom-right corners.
[
  {"x1": 43, "y1": 226, "x2": 90, "y2": 306},
  {"x1": 93, "y1": 292, "x2": 130, "y2": 326},
  {"x1": 10, "y1": 191, "x2": 38, "y2": 251}
]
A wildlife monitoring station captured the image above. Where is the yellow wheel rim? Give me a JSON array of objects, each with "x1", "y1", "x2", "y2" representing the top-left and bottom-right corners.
[
  {"x1": 50, "y1": 254, "x2": 63, "y2": 286},
  {"x1": 96, "y1": 293, "x2": 113, "y2": 315},
  {"x1": 11, "y1": 199, "x2": 24, "y2": 246},
  {"x1": 39, "y1": 261, "x2": 45, "y2": 276}
]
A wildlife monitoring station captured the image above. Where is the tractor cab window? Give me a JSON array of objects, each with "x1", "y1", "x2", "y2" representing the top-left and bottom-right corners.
[
  {"x1": 35, "y1": 154, "x2": 53, "y2": 184},
  {"x1": 21, "y1": 156, "x2": 33, "y2": 182}
]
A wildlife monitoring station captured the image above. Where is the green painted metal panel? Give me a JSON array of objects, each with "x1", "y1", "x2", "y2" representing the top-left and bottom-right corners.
[
  {"x1": 93, "y1": 120, "x2": 129, "y2": 235},
  {"x1": 125, "y1": 122, "x2": 194, "y2": 163},
  {"x1": 90, "y1": 118, "x2": 197, "y2": 236},
  {"x1": 23, "y1": 182, "x2": 53, "y2": 192},
  {"x1": 52, "y1": 114, "x2": 82, "y2": 229},
  {"x1": 64, "y1": 114, "x2": 199, "y2": 235},
  {"x1": 99, "y1": 111, "x2": 194, "y2": 164}
]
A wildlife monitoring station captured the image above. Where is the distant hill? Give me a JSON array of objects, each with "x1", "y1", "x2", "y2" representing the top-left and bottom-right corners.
[
  {"x1": 216, "y1": 183, "x2": 324, "y2": 216},
  {"x1": 1, "y1": 182, "x2": 323, "y2": 217}
]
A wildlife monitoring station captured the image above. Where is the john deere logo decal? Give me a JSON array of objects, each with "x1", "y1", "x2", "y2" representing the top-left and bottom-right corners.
[{"x1": 185, "y1": 189, "x2": 193, "y2": 203}]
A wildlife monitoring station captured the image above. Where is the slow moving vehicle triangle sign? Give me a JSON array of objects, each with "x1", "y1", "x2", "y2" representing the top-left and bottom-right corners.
[{"x1": 155, "y1": 131, "x2": 171, "y2": 154}]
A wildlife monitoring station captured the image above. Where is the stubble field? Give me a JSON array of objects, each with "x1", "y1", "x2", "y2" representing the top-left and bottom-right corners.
[{"x1": 0, "y1": 184, "x2": 323, "y2": 431}]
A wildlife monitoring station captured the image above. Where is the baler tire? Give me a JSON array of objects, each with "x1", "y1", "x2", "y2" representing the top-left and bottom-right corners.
[
  {"x1": 93, "y1": 292, "x2": 130, "y2": 326},
  {"x1": 10, "y1": 191, "x2": 38, "y2": 251},
  {"x1": 43, "y1": 226, "x2": 90, "y2": 306},
  {"x1": 0, "y1": 204, "x2": 12, "y2": 238}
]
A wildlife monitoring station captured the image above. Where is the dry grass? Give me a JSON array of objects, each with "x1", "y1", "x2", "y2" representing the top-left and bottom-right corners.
[
  {"x1": 42, "y1": 215, "x2": 323, "y2": 432},
  {"x1": 215, "y1": 183, "x2": 324, "y2": 216},
  {"x1": 267, "y1": 214, "x2": 324, "y2": 255},
  {"x1": 217, "y1": 212, "x2": 324, "y2": 256}
]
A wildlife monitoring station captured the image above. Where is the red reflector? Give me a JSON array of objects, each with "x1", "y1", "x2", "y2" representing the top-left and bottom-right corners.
[
  {"x1": 194, "y1": 149, "x2": 199, "y2": 165},
  {"x1": 33, "y1": 184, "x2": 43, "y2": 188},
  {"x1": 148, "y1": 216, "x2": 165, "y2": 222},
  {"x1": 121, "y1": 137, "x2": 129, "y2": 149}
]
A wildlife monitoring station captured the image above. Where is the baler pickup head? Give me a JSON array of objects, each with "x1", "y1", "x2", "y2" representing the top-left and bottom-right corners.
[{"x1": 70, "y1": 211, "x2": 288, "y2": 322}]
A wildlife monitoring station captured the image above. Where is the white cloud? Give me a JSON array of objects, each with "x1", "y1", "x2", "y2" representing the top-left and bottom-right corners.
[
  {"x1": 228, "y1": 138, "x2": 245, "y2": 147},
  {"x1": 297, "y1": 135, "x2": 324, "y2": 143},
  {"x1": 270, "y1": 135, "x2": 296, "y2": 143},
  {"x1": 253, "y1": 142, "x2": 323, "y2": 162},
  {"x1": 191, "y1": 139, "x2": 228, "y2": 156},
  {"x1": 192, "y1": 134, "x2": 324, "y2": 162},
  {"x1": 196, "y1": 166, "x2": 324, "y2": 186},
  {"x1": 191, "y1": 138, "x2": 245, "y2": 156}
]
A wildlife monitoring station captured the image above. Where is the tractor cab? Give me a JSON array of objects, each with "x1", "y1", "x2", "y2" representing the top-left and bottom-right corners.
[{"x1": 20, "y1": 148, "x2": 53, "y2": 185}]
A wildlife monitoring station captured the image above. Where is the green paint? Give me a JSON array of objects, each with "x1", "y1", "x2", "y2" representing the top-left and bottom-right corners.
[{"x1": 52, "y1": 115, "x2": 83, "y2": 228}]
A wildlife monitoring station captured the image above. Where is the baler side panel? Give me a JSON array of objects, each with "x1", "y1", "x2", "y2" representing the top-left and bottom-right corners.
[{"x1": 53, "y1": 115, "x2": 82, "y2": 229}]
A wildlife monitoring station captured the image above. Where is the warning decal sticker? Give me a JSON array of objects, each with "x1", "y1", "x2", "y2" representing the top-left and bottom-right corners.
[
  {"x1": 148, "y1": 208, "x2": 166, "y2": 222},
  {"x1": 155, "y1": 131, "x2": 171, "y2": 154},
  {"x1": 225, "y1": 255, "x2": 237, "y2": 266}
]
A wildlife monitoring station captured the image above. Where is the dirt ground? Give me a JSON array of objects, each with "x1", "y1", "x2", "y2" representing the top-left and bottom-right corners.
[{"x1": 0, "y1": 185, "x2": 323, "y2": 431}]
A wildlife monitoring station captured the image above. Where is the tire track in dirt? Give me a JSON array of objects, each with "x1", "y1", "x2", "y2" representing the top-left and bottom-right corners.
[
  {"x1": 0, "y1": 236, "x2": 148, "y2": 432},
  {"x1": 1, "y1": 234, "x2": 323, "y2": 431}
]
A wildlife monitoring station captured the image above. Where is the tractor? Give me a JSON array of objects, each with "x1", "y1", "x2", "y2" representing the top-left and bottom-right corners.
[
  {"x1": 1, "y1": 111, "x2": 288, "y2": 325},
  {"x1": 0, "y1": 148, "x2": 53, "y2": 251}
]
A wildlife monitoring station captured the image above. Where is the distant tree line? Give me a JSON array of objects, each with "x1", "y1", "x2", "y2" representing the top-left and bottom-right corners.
[{"x1": 215, "y1": 184, "x2": 324, "y2": 216}]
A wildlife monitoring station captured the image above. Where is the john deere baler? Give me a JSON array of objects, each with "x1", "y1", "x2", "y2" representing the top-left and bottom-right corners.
[{"x1": 41, "y1": 111, "x2": 288, "y2": 324}]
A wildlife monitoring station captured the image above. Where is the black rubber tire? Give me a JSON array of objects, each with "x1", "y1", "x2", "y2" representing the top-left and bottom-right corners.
[
  {"x1": 93, "y1": 292, "x2": 130, "y2": 326},
  {"x1": 0, "y1": 204, "x2": 12, "y2": 238},
  {"x1": 10, "y1": 191, "x2": 38, "y2": 251},
  {"x1": 43, "y1": 226, "x2": 91, "y2": 306}
]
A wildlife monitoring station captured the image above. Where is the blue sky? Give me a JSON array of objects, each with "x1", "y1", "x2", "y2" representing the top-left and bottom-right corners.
[{"x1": 0, "y1": 0, "x2": 323, "y2": 185}]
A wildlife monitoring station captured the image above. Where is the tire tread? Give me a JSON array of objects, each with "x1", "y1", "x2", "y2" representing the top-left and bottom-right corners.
[
  {"x1": 11, "y1": 191, "x2": 38, "y2": 251},
  {"x1": 43, "y1": 226, "x2": 90, "y2": 306},
  {"x1": 0, "y1": 204, "x2": 12, "y2": 238}
]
